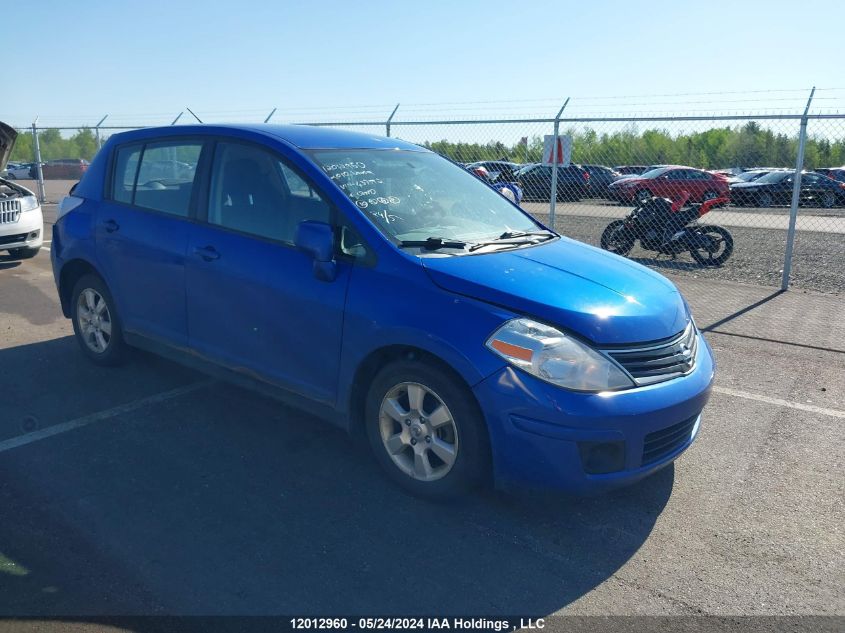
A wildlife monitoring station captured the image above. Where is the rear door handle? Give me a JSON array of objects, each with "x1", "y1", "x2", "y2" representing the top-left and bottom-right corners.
[
  {"x1": 103, "y1": 219, "x2": 119, "y2": 233},
  {"x1": 193, "y1": 245, "x2": 220, "y2": 261}
]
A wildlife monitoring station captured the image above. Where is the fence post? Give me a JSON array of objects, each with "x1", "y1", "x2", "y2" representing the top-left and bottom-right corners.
[
  {"x1": 385, "y1": 104, "x2": 400, "y2": 138},
  {"x1": 31, "y1": 121, "x2": 46, "y2": 204},
  {"x1": 781, "y1": 87, "x2": 815, "y2": 291},
  {"x1": 548, "y1": 97, "x2": 570, "y2": 228},
  {"x1": 94, "y1": 114, "x2": 108, "y2": 151}
]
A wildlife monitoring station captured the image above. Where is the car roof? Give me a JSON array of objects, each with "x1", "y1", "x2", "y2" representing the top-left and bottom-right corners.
[{"x1": 107, "y1": 123, "x2": 425, "y2": 152}]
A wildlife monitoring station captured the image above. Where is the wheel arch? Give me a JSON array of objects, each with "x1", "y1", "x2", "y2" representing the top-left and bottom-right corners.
[
  {"x1": 58, "y1": 258, "x2": 102, "y2": 318},
  {"x1": 346, "y1": 345, "x2": 489, "y2": 446}
]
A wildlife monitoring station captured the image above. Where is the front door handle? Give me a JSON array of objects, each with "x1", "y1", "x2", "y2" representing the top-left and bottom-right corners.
[
  {"x1": 103, "y1": 219, "x2": 119, "y2": 233},
  {"x1": 193, "y1": 245, "x2": 220, "y2": 261}
]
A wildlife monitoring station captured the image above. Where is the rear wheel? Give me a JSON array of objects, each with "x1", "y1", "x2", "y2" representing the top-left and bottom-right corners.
[
  {"x1": 756, "y1": 192, "x2": 773, "y2": 208},
  {"x1": 7, "y1": 246, "x2": 40, "y2": 259},
  {"x1": 600, "y1": 220, "x2": 635, "y2": 256},
  {"x1": 71, "y1": 274, "x2": 129, "y2": 366},
  {"x1": 820, "y1": 191, "x2": 836, "y2": 209},
  {"x1": 365, "y1": 360, "x2": 489, "y2": 500},
  {"x1": 689, "y1": 225, "x2": 733, "y2": 266}
]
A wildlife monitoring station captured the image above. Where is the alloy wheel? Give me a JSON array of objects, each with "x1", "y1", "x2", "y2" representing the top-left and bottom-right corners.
[
  {"x1": 76, "y1": 288, "x2": 113, "y2": 353},
  {"x1": 378, "y1": 382, "x2": 459, "y2": 482}
]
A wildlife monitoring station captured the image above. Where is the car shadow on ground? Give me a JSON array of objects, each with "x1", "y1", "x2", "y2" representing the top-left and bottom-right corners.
[{"x1": 0, "y1": 337, "x2": 675, "y2": 617}]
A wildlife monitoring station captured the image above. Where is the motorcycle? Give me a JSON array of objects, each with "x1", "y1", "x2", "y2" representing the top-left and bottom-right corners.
[{"x1": 600, "y1": 192, "x2": 734, "y2": 266}]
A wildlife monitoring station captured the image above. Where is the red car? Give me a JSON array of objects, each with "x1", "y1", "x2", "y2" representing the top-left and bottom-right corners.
[
  {"x1": 607, "y1": 166, "x2": 730, "y2": 204},
  {"x1": 41, "y1": 158, "x2": 90, "y2": 180}
]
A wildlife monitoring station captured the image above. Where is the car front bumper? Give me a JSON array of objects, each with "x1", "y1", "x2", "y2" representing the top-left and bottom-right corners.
[
  {"x1": 0, "y1": 206, "x2": 44, "y2": 251},
  {"x1": 474, "y1": 332, "x2": 715, "y2": 494}
]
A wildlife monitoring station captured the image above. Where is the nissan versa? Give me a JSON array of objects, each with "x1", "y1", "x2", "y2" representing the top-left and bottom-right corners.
[{"x1": 51, "y1": 124, "x2": 714, "y2": 499}]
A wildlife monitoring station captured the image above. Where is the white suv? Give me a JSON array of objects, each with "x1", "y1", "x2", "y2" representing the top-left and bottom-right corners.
[{"x1": 1, "y1": 122, "x2": 43, "y2": 259}]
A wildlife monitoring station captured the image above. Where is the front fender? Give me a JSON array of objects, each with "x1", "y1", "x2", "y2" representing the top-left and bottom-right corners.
[{"x1": 336, "y1": 261, "x2": 514, "y2": 419}]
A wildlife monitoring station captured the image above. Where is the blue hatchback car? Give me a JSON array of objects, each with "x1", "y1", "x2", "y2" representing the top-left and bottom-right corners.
[{"x1": 52, "y1": 124, "x2": 714, "y2": 499}]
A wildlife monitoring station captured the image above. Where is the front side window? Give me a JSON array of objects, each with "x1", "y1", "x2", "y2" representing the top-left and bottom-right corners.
[
  {"x1": 207, "y1": 142, "x2": 331, "y2": 243},
  {"x1": 310, "y1": 149, "x2": 540, "y2": 244}
]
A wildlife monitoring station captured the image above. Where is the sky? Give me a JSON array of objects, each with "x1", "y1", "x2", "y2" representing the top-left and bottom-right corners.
[{"x1": 5, "y1": 0, "x2": 843, "y2": 128}]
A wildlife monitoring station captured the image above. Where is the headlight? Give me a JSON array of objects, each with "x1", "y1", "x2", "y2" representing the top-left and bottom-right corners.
[
  {"x1": 486, "y1": 318, "x2": 635, "y2": 392},
  {"x1": 19, "y1": 195, "x2": 39, "y2": 212}
]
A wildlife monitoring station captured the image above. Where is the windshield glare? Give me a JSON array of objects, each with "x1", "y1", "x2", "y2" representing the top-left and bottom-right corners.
[
  {"x1": 754, "y1": 171, "x2": 790, "y2": 184},
  {"x1": 639, "y1": 167, "x2": 669, "y2": 179},
  {"x1": 311, "y1": 150, "x2": 540, "y2": 244}
]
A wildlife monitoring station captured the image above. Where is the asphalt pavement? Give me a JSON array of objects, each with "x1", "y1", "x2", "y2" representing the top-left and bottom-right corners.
[{"x1": 0, "y1": 237, "x2": 843, "y2": 621}]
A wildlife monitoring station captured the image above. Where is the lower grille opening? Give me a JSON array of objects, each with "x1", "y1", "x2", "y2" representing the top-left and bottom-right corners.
[
  {"x1": 642, "y1": 415, "x2": 699, "y2": 466},
  {"x1": 0, "y1": 232, "x2": 28, "y2": 247}
]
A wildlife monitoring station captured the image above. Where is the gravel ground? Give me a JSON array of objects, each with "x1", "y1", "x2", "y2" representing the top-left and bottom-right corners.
[{"x1": 532, "y1": 212, "x2": 845, "y2": 295}]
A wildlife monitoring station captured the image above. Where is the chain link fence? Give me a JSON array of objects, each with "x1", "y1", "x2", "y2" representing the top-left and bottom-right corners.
[{"x1": 5, "y1": 99, "x2": 844, "y2": 335}]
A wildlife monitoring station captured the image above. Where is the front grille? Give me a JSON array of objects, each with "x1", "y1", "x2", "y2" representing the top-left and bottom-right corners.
[
  {"x1": 602, "y1": 322, "x2": 697, "y2": 386},
  {"x1": 0, "y1": 199, "x2": 21, "y2": 224},
  {"x1": 642, "y1": 414, "x2": 699, "y2": 465}
]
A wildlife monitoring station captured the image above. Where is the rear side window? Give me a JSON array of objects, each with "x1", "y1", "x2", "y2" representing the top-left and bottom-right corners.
[
  {"x1": 111, "y1": 139, "x2": 202, "y2": 217},
  {"x1": 112, "y1": 145, "x2": 142, "y2": 204},
  {"x1": 134, "y1": 142, "x2": 202, "y2": 216}
]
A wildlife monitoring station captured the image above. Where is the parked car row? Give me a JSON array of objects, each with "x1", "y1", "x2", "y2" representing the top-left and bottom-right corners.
[
  {"x1": 0, "y1": 158, "x2": 90, "y2": 180},
  {"x1": 463, "y1": 159, "x2": 845, "y2": 208}
]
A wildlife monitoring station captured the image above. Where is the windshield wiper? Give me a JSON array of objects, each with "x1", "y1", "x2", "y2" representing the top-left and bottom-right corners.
[
  {"x1": 468, "y1": 231, "x2": 556, "y2": 252},
  {"x1": 497, "y1": 230, "x2": 555, "y2": 240},
  {"x1": 398, "y1": 237, "x2": 469, "y2": 251}
]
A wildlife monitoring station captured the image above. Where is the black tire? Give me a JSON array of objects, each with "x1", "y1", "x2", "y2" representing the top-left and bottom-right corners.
[
  {"x1": 689, "y1": 225, "x2": 734, "y2": 267},
  {"x1": 70, "y1": 273, "x2": 129, "y2": 366},
  {"x1": 756, "y1": 192, "x2": 773, "y2": 208},
  {"x1": 635, "y1": 189, "x2": 652, "y2": 205},
  {"x1": 600, "y1": 220, "x2": 635, "y2": 256},
  {"x1": 7, "y1": 246, "x2": 40, "y2": 259},
  {"x1": 820, "y1": 191, "x2": 836, "y2": 209},
  {"x1": 365, "y1": 359, "x2": 489, "y2": 500}
]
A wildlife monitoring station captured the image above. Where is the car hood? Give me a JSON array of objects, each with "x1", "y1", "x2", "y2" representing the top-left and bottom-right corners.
[
  {"x1": 730, "y1": 182, "x2": 766, "y2": 190},
  {"x1": 0, "y1": 121, "x2": 17, "y2": 171},
  {"x1": 421, "y1": 238, "x2": 689, "y2": 345}
]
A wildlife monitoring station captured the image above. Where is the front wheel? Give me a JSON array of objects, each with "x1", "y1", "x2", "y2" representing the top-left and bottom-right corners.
[
  {"x1": 600, "y1": 219, "x2": 635, "y2": 256},
  {"x1": 71, "y1": 274, "x2": 129, "y2": 366},
  {"x1": 365, "y1": 360, "x2": 489, "y2": 500},
  {"x1": 757, "y1": 192, "x2": 773, "y2": 208},
  {"x1": 689, "y1": 225, "x2": 733, "y2": 267}
]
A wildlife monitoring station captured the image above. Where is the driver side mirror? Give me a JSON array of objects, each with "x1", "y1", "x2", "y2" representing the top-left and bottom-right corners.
[{"x1": 295, "y1": 220, "x2": 337, "y2": 282}]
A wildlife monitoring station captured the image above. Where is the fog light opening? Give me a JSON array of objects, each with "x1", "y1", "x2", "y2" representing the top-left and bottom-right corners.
[{"x1": 578, "y1": 440, "x2": 626, "y2": 474}]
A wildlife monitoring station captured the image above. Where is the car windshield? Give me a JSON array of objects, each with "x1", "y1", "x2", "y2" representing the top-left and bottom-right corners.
[
  {"x1": 754, "y1": 171, "x2": 790, "y2": 184},
  {"x1": 738, "y1": 171, "x2": 766, "y2": 181},
  {"x1": 639, "y1": 167, "x2": 670, "y2": 179},
  {"x1": 311, "y1": 149, "x2": 541, "y2": 244}
]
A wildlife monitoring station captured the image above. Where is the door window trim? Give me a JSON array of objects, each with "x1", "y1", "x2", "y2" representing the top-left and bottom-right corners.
[
  {"x1": 105, "y1": 136, "x2": 211, "y2": 223},
  {"x1": 195, "y1": 136, "x2": 375, "y2": 264}
]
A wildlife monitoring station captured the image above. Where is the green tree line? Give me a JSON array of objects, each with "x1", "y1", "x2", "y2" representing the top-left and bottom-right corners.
[
  {"x1": 8, "y1": 122, "x2": 845, "y2": 170},
  {"x1": 424, "y1": 122, "x2": 845, "y2": 170},
  {"x1": 9, "y1": 128, "x2": 100, "y2": 163}
]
